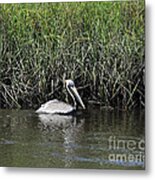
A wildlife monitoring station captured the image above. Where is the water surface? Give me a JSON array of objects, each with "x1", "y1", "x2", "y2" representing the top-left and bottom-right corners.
[{"x1": 0, "y1": 107, "x2": 145, "y2": 169}]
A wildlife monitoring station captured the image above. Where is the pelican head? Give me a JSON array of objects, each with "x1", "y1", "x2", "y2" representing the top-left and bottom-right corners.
[{"x1": 65, "y1": 79, "x2": 85, "y2": 109}]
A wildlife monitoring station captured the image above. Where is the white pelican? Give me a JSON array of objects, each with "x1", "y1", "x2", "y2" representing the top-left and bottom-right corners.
[{"x1": 36, "y1": 79, "x2": 85, "y2": 114}]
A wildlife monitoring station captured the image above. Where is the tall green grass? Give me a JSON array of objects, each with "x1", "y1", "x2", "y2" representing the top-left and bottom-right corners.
[{"x1": 0, "y1": 1, "x2": 145, "y2": 110}]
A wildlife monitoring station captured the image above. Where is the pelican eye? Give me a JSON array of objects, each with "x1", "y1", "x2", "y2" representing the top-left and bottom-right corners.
[{"x1": 69, "y1": 83, "x2": 75, "y2": 88}]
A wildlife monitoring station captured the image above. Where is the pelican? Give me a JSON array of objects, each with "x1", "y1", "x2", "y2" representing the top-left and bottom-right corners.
[{"x1": 36, "y1": 79, "x2": 85, "y2": 114}]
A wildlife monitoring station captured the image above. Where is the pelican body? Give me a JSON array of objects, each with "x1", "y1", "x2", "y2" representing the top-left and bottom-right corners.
[{"x1": 36, "y1": 80, "x2": 85, "y2": 114}]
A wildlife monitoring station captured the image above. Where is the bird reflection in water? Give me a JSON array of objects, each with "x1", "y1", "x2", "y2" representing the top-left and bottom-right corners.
[{"x1": 37, "y1": 113, "x2": 85, "y2": 168}]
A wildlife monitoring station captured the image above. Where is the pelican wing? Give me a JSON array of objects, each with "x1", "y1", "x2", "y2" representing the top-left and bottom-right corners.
[{"x1": 36, "y1": 99, "x2": 74, "y2": 114}]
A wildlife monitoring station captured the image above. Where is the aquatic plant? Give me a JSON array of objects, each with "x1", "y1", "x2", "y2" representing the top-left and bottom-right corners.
[{"x1": 0, "y1": 1, "x2": 145, "y2": 110}]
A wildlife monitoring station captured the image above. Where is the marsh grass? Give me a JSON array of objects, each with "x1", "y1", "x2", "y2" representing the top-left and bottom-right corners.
[{"x1": 0, "y1": 1, "x2": 145, "y2": 110}]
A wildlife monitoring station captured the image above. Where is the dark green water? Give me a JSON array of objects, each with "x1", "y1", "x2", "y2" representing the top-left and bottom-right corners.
[{"x1": 0, "y1": 107, "x2": 145, "y2": 169}]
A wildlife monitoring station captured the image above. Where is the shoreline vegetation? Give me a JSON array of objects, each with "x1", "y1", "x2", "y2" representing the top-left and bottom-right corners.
[{"x1": 0, "y1": 1, "x2": 145, "y2": 110}]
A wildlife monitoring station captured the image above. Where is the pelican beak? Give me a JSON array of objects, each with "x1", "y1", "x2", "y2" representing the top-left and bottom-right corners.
[{"x1": 70, "y1": 86, "x2": 86, "y2": 109}]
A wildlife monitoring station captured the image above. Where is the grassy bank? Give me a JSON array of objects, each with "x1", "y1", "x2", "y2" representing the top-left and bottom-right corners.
[{"x1": 0, "y1": 1, "x2": 145, "y2": 110}]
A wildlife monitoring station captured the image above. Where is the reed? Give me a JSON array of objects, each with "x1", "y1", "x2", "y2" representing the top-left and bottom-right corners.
[{"x1": 0, "y1": 1, "x2": 145, "y2": 110}]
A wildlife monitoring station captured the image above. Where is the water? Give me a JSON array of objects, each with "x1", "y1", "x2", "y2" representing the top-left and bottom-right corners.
[{"x1": 0, "y1": 107, "x2": 145, "y2": 170}]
